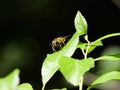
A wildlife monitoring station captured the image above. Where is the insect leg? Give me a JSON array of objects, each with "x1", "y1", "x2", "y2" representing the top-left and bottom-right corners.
[{"x1": 52, "y1": 45, "x2": 56, "y2": 52}]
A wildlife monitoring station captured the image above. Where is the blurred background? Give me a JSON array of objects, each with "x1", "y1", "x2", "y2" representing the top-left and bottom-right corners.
[{"x1": 0, "y1": 0, "x2": 120, "y2": 90}]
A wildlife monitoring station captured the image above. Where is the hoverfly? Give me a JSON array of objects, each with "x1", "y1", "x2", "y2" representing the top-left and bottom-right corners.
[{"x1": 51, "y1": 35, "x2": 70, "y2": 52}]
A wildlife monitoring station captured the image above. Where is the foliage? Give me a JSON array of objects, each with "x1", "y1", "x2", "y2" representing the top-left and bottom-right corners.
[
  {"x1": 41, "y1": 11, "x2": 120, "y2": 90},
  {"x1": 1, "y1": 11, "x2": 120, "y2": 90},
  {"x1": 0, "y1": 69, "x2": 33, "y2": 90}
]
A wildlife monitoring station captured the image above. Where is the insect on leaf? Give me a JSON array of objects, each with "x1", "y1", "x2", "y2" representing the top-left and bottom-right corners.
[
  {"x1": 41, "y1": 32, "x2": 79, "y2": 86},
  {"x1": 61, "y1": 32, "x2": 79, "y2": 57}
]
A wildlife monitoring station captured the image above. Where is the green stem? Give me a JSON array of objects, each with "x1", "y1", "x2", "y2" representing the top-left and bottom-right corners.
[
  {"x1": 79, "y1": 35, "x2": 91, "y2": 90},
  {"x1": 91, "y1": 33, "x2": 120, "y2": 45},
  {"x1": 84, "y1": 35, "x2": 91, "y2": 59},
  {"x1": 79, "y1": 76, "x2": 83, "y2": 90},
  {"x1": 42, "y1": 84, "x2": 45, "y2": 90}
]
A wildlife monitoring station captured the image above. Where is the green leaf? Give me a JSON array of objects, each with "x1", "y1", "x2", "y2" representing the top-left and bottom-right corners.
[
  {"x1": 77, "y1": 42, "x2": 87, "y2": 50},
  {"x1": 87, "y1": 71, "x2": 120, "y2": 90},
  {"x1": 0, "y1": 69, "x2": 20, "y2": 90},
  {"x1": 41, "y1": 52, "x2": 60, "y2": 85},
  {"x1": 52, "y1": 88, "x2": 67, "y2": 90},
  {"x1": 77, "y1": 41, "x2": 103, "y2": 54},
  {"x1": 74, "y1": 11, "x2": 87, "y2": 35},
  {"x1": 95, "y1": 53, "x2": 120, "y2": 61},
  {"x1": 41, "y1": 32, "x2": 79, "y2": 86},
  {"x1": 91, "y1": 40, "x2": 103, "y2": 46},
  {"x1": 17, "y1": 83, "x2": 33, "y2": 90},
  {"x1": 91, "y1": 33, "x2": 120, "y2": 45},
  {"x1": 88, "y1": 40, "x2": 103, "y2": 53},
  {"x1": 59, "y1": 56, "x2": 94, "y2": 86},
  {"x1": 61, "y1": 32, "x2": 79, "y2": 56}
]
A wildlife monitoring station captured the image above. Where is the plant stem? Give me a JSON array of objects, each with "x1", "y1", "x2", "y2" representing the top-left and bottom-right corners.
[
  {"x1": 42, "y1": 84, "x2": 45, "y2": 90},
  {"x1": 79, "y1": 35, "x2": 91, "y2": 90},
  {"x1": 79, "y1": 76, "x2": 83, "y2": 90},
  {"x1": 91, "y1": 33, "x2": 120, "y2": 45},
  {"x1": 84, "y1": 43, "x2": 90, "y2": 59},
  {"x1": 84, "y1": 34, "x2": 90, "y2": 59}
]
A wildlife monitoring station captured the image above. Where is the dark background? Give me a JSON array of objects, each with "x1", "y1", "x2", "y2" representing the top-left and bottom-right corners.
[{"x1": 0, "y1": 0, "x2": 120, "y2": 90}]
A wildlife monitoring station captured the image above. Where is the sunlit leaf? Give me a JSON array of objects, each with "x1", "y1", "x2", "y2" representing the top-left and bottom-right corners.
[
  {"x1": 91, "y1": 40, "x2": 103, "y2": 46},
  {"x1": 59, "y1": 56, "x2": 94, "y2": 86},
  {"x1": 95, "y1": 53, "x2": 120, "y2": 61},
  {"x1": 77, "y1": 40, "x2": 103, "y2": 54},
  {"x1": 77, "y1": 42, "x2": 87, "y2": 50},
  {"x1": 17, "y1": 83, "x2": 33, "y2": 90},
  {"x1": 74, "y1": 11, "x2": 87, "y2": 35},
  {"x1": 52, "y1": 88, "x2": 67, "y2": 90},
  {"x1": 88, "y1": 40, "x2": 103, "y2": 53},
  {"x1": 61, "y1": 32, "x2": 79, "y2": 56},
  {"x1": 41, "y1": 52, "x2": 60, "y2": 85},
  {"x1": 0, "y1": 69, "x2": 20, "y2": 90},
  {"x1": 87, "y1": 71, "x2": 120, "y2": 90},
  {"x1": 41, "y1": 32, "x2": 79, "y2": 86}
]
